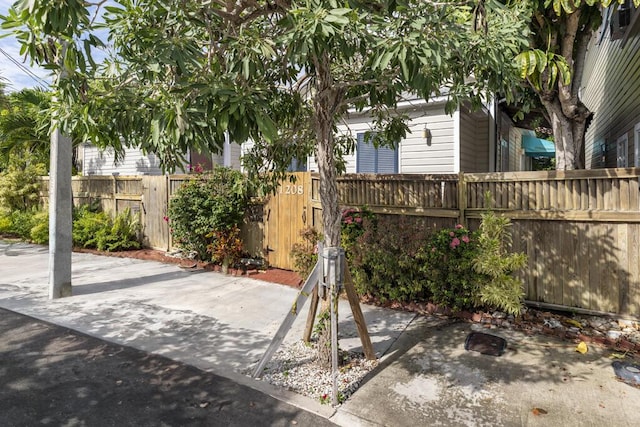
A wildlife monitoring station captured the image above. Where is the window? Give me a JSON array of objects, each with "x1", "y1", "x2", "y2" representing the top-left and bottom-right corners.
[
  {"x1": 356, "y1": 132, "x2": 398, "y2": 173},
  {"x1": 610, "y1": 0, "x2": 638, "y2": 41},
  {"x1": 287, "y1": 157, "x2": 307, "y2": 172},
  {"x1": 617, "y1": 134, "x2": 629, "y2": 167}
]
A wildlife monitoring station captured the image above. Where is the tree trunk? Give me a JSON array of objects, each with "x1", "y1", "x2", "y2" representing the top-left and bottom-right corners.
[
  {"x1": 541, "y1": 98, "x2": 588, "y2": 170},
  {"x1": 313, "y1": 52, "x2": 343, "y2": 369}
]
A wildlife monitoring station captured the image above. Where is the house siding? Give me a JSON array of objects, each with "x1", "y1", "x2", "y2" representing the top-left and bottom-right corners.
[
  {"x1": 459, "y1": 107, "x2": 490, "y2": 172},
  {"x1": 308, "y1": 103, "x2": 456, "y2": 174},
  {"x1": 83, "y1": 145, "x2": 165, "y2": 176},
  {"x1": 582, "y1": 17, "x2": 640, "y2": 168}
]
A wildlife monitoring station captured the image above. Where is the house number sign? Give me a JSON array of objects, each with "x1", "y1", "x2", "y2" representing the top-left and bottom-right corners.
[{"x1": 280, "y1": 184, "x2": 304, "y2": 195}]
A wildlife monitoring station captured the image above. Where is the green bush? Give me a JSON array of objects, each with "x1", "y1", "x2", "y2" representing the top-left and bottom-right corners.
[
  {"x1": 291, "y1": 227, "x2": 323, "y2": 278},
  {"x1": 0, "y1": 162, "x2": 46, "y2": 212},
  {"x1": 73, "y1": 205, "x2": 111, "y2": 248},
  {"x1": 95, "y1": 208, "x2": 141, "y2": 251},
  {"x1": 29, "y1": 210, "x2": 49, "y2": 244},
  {"x1": 473, "y1": 207, "x2": 527, "y2": 315},
  {"x1": 168, "y1": 166, "x2": 248, "y2": 260},
  {"x1": 418, "y1": 224, "x2": 486, "y2": 312},
  {"x1": 8, "y1": 210, "x2": 36, "y2": 240},
  {"x1": 72, "y1": 205, "x2": 141, "y2": 251},
  {"x1": 347, "y1": 214, "x2": 432, "y2": 302}
]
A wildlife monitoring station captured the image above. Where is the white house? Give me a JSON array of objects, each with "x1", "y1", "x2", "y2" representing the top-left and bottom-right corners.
[
  {"x1": 78, "y1": 137, "x2": 242, "y2": 175},
  {"x1": 81, "y1": 95, "x2": 551, "y2": 175},
  {"x1": 306, "y1": 97, "x2": 495, "y2": 174}
]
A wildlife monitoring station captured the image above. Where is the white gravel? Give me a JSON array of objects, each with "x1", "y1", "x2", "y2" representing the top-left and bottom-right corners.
[{"x1": 246, "y1": 339, "x2": 378, "y2": 405}]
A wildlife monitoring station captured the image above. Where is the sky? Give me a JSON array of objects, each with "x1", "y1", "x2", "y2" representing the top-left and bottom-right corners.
[
  {"x1": 0, "y1": 0, "x2": 112, "y2": 93},
  {"x1": 0, "y1": 0, "x2": 51, "y2": 91}
]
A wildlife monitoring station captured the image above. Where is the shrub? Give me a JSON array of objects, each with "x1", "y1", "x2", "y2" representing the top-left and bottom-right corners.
[
  {"x1": 95, "y1": 208, "x2": 141, "y2": 252},
  {"x1": 0, "y1": 162, "x2": 46, "y2": 212},
  {"x1": 347, "y1": 214, "x2": 432, "y2": 302},
  {"x1": 291, "y1": 227, "x2": 323, "y2": 278},
  {"x1": 72, "y1": 205, "x2": 111, "y2": 248},
  {"x1": 207, "y1": 225, "x2": 243, "y2": 268},
  {"x1": 72, "y1": 205, "x2": 141, "y2": 251},
  {"x1": 168, "y1": 166, "x2": 248, "y2": 260},
  {"x1": 8, "y1": 210, "x2": 37, "y2": 240},
  {"x1": 340, "y1": 206, "x2": 375, "y2": 250},
  {"x1": 30, "y1": 210, "x2": 49, "y2": 244},
  {"x1": 418, "y1": 224, "x2": 486, "y2": 312},
  {"x1": 473, "y1": 206, "x2": 527, "y2": 315}
]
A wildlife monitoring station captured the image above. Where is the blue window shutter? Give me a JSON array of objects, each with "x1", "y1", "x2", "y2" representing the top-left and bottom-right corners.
[
  {"x1": 376, "y1": 145, "x2": 398, "y2": 173},
  {"x1": 356, "y1": 132, "x2": 398, "y2": 173},
  {"x1": 357, "y1": 133, "x2": 377, "y2": 173}
]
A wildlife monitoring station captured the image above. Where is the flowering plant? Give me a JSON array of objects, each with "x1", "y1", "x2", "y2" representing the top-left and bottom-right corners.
[
  {"x1": 419, "y1": 223, "x2": 485, "y2": 311},
  {"x1": 341, "y1": 206, "x2": 375, "y2": 248}
]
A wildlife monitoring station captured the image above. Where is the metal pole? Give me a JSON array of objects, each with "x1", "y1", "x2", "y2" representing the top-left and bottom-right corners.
[{"x1": 324, "y1": 246, "x2": 344, "y2": 406}]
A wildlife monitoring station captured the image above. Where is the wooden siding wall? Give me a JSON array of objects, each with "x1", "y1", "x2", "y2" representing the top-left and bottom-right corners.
[
  {"x1": 82, "y1": 146, "x2": 165, "y2": 176},
  {"x1": 459, "y1": 108, "x2": 489, "y2": 173},
  {"x1": 41, "y1": 169, "x2": 640, "y2": 315},
  {"x1": 309, "y1": 103, "x2": 457, "y2": 174},
  {"x1": 582, "y1": 22, "x2": 640, "y2": 169}
]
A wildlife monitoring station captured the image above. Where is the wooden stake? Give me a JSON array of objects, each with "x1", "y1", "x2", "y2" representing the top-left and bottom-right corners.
[
  {"x1": 343, "y1": 264, "x2": 376, "y2": 360},
  {"x1": 303, "y1": 284, "x2": 319, "y2": 342}
]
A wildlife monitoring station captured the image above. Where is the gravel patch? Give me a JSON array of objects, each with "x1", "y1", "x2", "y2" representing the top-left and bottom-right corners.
[{"x1": 246, "y1": 340, "x2": 378, "y2": 405}]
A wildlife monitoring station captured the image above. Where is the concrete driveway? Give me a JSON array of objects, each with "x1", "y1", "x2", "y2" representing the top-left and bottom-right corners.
[{"x1": 2, "y1": 240, "x2": 640, "y2": 426}]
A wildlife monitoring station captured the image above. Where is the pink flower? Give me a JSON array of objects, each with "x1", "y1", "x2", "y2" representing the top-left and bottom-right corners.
[
  {"x1": 449, "y1": 231, "x2": 455, "y2": 237},
  {"x1": 455, "y1": 224, "x2": 463, "y2": 229},
  {"x1": 462, "y1": 235, "x2": 470, "y2": 243},
  {"x1": 431, "y1": 247, "x2": 436, "y2": 252},
  {"x1": 345, "y1": 217, "x2": 353, "y2": 224},
  {"x1": 355, "y1": 217, "x2": 362, "y2": 223},
  {"x1": 450, "y1": 237, "x2": 460, "y2": 248},
  {"x1": 163, "y1": 216, "x2": 169, "y2": 222}
]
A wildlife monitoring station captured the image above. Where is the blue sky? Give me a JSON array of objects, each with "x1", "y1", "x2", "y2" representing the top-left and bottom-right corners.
[
  {"x1": 0, "y1": 0, "x2": 51, "y2": 91},
  {"x1": 0, "y1": 0, "x2": 113, "y2": 92}
]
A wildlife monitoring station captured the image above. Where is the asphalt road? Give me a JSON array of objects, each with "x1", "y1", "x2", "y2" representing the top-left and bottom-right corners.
[{"x1": 0, "y1": 308, "x2": 335, "y2": 427}]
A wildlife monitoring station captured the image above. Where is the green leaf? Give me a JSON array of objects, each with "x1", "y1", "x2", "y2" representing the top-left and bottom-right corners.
[
  {"x1": 151, "y1": 117, "x2": 160, "y2": 144},
  {"x1": 324, "y1": 14, "x2": 348, "y2": 25}
]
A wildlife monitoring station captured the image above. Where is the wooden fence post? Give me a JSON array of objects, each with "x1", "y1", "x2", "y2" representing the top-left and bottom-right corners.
[{"x1": 458, "y1": 172, "x2": 467, "y2": 226}]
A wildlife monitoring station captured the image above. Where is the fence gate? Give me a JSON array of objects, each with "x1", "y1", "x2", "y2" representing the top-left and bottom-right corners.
[
  {"x1": 263, "y1": 172, "x2": 312, "y2": 270},
  {"x1": 141, "y1": 176, "x2": 170, "y2": 250}
]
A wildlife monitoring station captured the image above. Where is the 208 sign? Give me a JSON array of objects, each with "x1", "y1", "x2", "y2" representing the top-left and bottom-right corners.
[{"x1": 280, "y1": 184, "x2": 304, "y2": 195}]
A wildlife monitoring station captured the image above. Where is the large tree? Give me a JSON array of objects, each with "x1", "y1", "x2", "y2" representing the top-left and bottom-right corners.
[
  {"x1": 3, "y1": 0, "x2": 528, "y2": 365},
  {"x1": 515, "y1": 0, "x2": 640, "y2": 170}
]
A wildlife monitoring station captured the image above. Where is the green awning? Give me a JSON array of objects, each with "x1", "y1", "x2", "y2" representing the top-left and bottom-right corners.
[{"x1": 522, "y1": 135, "x2": 555, "y2": 157}]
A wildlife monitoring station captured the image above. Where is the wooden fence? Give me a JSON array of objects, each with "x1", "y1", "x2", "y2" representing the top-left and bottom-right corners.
[{"x1": 41, "y1": 168, "x2": 640, "y2": 316}]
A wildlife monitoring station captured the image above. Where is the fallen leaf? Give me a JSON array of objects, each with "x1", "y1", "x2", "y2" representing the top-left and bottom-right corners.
[
  {"x1": 576, "y1": 341, "x2": 588, "y2": 354},
  {"x1": 565, "y1": 319, "x2": 582, "y2": 328},
  {"x1": 532, "y1": 407, "x2": 548, "y2": 416},
  {"x1": 199, "y1": 402, "x2": 209, "y2": 408},
  {"x1": 609, "y1": 352, "x2": 628, "y2": 359}
]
